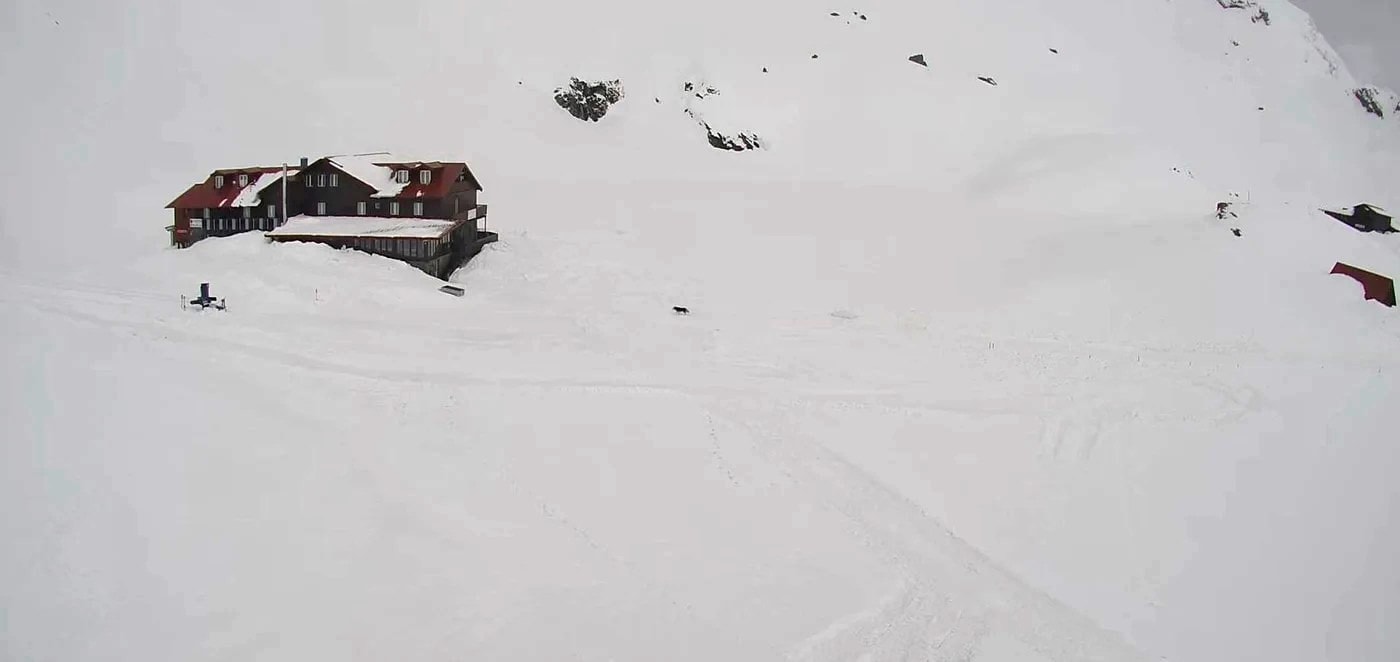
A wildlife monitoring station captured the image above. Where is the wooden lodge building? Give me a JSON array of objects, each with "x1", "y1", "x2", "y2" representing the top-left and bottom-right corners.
[{"x1": 165, "y1": 153, "x2": 495, "y2": 279}]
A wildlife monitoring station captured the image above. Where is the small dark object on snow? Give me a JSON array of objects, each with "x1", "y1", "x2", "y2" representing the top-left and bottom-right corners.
[
  {"x1": 909, "y1": 54, "x2": 927, "y2": 67},
  {"x1": 685, "y1": 82, "x2": 694, "y2": 92},
  {"x1": 830, "y1": 12, "x2": 840, "y2": 16},
  {"x1": 1232, "y1": 40, "x2": 1240, "y2": 46},
  {"x1": 859, "y1": 14, "x2": 867, "y2": 20},
  {"x1": 655, "y1": 97, "x2": 660, "y2": 103},
  {"x1": 1231, "y1": 228, "x2": 1242, "y2": 237},
  {"x1": 1252, "y1": 7, "x2": 1271, "y2": 25},
  {"x1": 977, "y1": 76, "x2": 998, "y2": 86},
  {"x1": 1049, "y1": 48, "x2": 1059, "y2": 54},
  {"x1": 1354, "y1": 87, "x2": 1385, "y2": 118},
  {"x1": 184, "y1": 282, "x2": 227, "y2": 311},
  {"x1": 554, "y1": 77, "x2": 624, "y2": 122},
  {"x1": 1258, "y1": 106, "x2": 1265, "y2": 111},
  {"x1": 762, "y1": 67, "x2": 768, "y2": 73},
  {"x1": 672, "y1": 306, "x2": 690, "y2": 315},
  {"x1": 439, "y1": 284, "x2": 466, "y2": 297},
  {"x1": 811, "y1": 54, "x2": 819, "y2": 59},
  {"x1": 1216, "y1": 202, "x2": 1238, "y2": 219}
]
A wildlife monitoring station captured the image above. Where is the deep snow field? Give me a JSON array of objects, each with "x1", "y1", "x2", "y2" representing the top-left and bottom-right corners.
[{"x1": 3, "y1": 1, "x2": 1399, "y2": 660}]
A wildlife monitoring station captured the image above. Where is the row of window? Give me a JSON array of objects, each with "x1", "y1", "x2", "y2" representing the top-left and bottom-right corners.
[
  {"x1": 213, "y1": 167, "x2": 434, "y2": 190},
  {"x1": 197, "y1": 201, "x2": 425, "y2": 219},
  {"x1": 349, "y1": 236, "x2": 438, "y2": 259},
  {"x1": 212, "y1": 173, "x2": 250, "y2": 188},
  {"x1": 301, "y1": 169, "x2": 432, "y2": 188},
  {"x1": 394, "y1": 169, "x2": 432, "y2": 185},
  {"x1": 195, "y1": 217, "x2": 279, "y2": 232},
  {"x1": 308, "y1": 201, "x2": 424, "y2": 217},
  {"x1": 305, "y1": 173, "x2": 340, "y2": 188},
  {"x1": 202, "y1": 206, "x2": 277, "y2": 219}
]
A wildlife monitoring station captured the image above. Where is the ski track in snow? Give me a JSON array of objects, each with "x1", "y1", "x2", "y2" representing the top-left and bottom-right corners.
[
  {"x1": 3, "y1": 269, "x2": 1357, "y2": 661},
  {"x1": 2, "y1": 274, "x2": 1164, "y2": 660}
]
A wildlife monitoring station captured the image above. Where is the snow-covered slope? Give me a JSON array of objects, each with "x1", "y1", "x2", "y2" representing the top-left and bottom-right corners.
[{"x1": 3, "y1": 1, "x2": 1399, "y2": 661}]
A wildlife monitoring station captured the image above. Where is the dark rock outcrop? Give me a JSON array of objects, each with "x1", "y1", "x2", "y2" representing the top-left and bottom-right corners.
[
  {"x1": 684, "y1": 105, "x2": 763, "y2": 152},
  {"x1": 705, "y1": 127, "x2": 763, "y2": 151},
  {"x1": 553, "y1": 78, "x2": 624, "y2": 122},
  {"x1": 1355, "y1": 88, "x2": 1385, "y2": 118},
  {"x1": 1216, "y1": 1, "x2": 1271, "y2": 26},
  {"x1": 909, "y1": 54, "x2": 927, "y2": 67}
]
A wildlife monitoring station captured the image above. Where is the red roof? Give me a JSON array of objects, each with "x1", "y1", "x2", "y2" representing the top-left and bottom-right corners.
[
  {"x1": 167, "y1": 157, "x2": 483, "y2": 210},
  {"x1": 372, "y1": 162, "x2": 482, "y2": 199},
  {"x1": 165, "y1": 166, "x2": 295, "y2": 209}
]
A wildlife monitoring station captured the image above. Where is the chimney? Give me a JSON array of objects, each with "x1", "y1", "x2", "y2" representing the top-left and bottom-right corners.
[{"x1": 299, "y1": 157, "x2": 309, "y2": 168}]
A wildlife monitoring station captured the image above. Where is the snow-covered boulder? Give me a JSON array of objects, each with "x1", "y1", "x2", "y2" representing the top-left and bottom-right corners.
[{"x1": 553, "y1": 78, "x2": 624, "y2": 122}]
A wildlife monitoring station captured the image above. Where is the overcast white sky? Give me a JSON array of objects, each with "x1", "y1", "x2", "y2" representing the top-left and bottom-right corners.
[{"x1": 1289, "y1": 0, "x2": 1400, "y2": 90}]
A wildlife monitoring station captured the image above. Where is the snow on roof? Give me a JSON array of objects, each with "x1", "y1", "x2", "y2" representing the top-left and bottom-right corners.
[
  {"x1": 326, "y1": 153, "x2": 410, "y2": 199},
  {"x1": 230, "y1": 170, "x2": 297, "y2": 207},
  {"x1": 266, "y1": 215, "x2": 458, "y2": 239}
]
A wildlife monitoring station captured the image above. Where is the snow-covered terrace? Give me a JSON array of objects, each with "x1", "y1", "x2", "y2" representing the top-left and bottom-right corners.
[{"x1": 265, "y1": 215, "x2": 458, "y2": 240}]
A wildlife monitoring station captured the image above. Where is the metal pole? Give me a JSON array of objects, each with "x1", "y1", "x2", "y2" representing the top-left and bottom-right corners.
[{"x1": 281, "y1": 163, "x2": 288, "y2": 226}]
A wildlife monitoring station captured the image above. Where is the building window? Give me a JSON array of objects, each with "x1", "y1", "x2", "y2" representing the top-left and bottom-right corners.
[
  {"x1": 304, "y1": 175, "x2": 312, "y2": 187},
  {"x1": 329, "y1": 173, "x2": 339, "y2": 187},
  {"x1": 238, "y1": 174, "x2": 249, "y2": 187},
  {"x1": 243, "y1": 207, "x2": 252, "y2": 219},
  {"x1": 395, "y1": 169, "x2": 409, "y2": 184},
  {"x1": 412, "y1": 202, "x2": 423, "y2": 216},
  {"x1": 202, "y1": 208, "x2": 210, "y2": 219},
  {"x1": 267, "y1": 204, "x2": 276, "y2": 220},
  {"x1": 316, "y1": 202, "x2": 327, "y2": 216},
  {"x1": 356, "y1": 201, "x2": 367, "y2": 215},
  {"x1": 315, "y1": 173, "x2": 325, "y2": 188},
  {"x1": 419, "y1": 169, "x2": 431, "y2": 185},
  {"x1": 390, "y1": 201, "x2": 400, "y2": 216},
  {"x1": 214, "y1": 175, "x2": 225, "y2": 188}
]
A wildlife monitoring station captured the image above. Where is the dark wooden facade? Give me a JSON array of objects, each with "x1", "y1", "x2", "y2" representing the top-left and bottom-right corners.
[{"x1": 1322, "y1": 203, "x2": 1394, "y2": 234}]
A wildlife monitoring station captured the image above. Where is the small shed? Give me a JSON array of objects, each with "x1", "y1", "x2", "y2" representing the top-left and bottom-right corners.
[
  {"x1": 1322, "y1": 204, "x2": 1394, "y2": 233},
  {"x1": 1330, "y1": 262, "x2": 1396, "y2": 307}
]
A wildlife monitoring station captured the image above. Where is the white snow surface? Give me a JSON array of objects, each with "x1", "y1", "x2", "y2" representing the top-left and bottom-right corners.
[
  {"x1": 229, "y1": 170, "x2": 295, "y2": 208},
  {"x1": 267, "y1": 214, "x2": 456, "y2": 239},
  {"x1": 327, "y1": 153, "x2": 412, "y2": 198},
  {"x1": 3, "y1": 1, "x2": 1400, "y2": 661}
]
